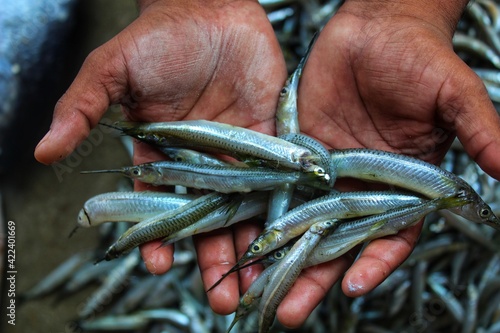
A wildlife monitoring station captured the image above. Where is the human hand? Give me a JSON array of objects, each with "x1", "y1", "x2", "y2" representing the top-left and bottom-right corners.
[
  {"x1": 34, "y1": 0, "x2": 287, "y2": 315},
  {"x1": 34, "y1": 0, "x2": 500, "y2": 329},
  {"x1": 271, "y1": 0, "x2": 500, "y2": 328}
]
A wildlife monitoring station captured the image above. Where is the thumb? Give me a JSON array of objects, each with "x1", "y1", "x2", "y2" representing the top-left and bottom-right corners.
[
  {"x1": 34, "y1": 40, "x2": 127, "y2": 164},
  {"x1": 439, "y1": 62, "x2": 500, "y2": 180}
]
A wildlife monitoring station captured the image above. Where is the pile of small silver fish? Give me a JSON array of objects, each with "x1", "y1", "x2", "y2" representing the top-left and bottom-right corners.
[{"x1": 21, "y1": 1, "x2": 500, "y2": 332}]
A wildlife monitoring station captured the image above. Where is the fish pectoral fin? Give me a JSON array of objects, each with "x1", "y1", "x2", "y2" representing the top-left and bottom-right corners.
[{"x1": 222, "y1": 194, "x2": 245, "y2": 227}]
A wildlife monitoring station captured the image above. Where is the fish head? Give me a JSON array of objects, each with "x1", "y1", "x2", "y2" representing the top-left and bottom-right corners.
[
  {"x1": 278, "y1": 84, "x2": 291, "y2": 105},
  {"x1": 124, "y1": 127, "x2": 167, "y2": 145},
  {"x1": 300, "y1": 156, "x2": 330, "y2": 179},
  {"x1": 123, "y1": 165, "x2": 143, "y2": 178},
  {"x1": 450, "y1": 183, "x2": 500, "y2": 229},
  {"x1": 104, "y1": 246, "x2": 120, "y2": 261},
  {"x1": 299, "y1": 165, "x2": 332, "y2": 190},
  {"x1": 77, "y1": 209, "x2": 91, "y2": 227},
  {"x1": 266, "y1": 245, "x2": 291, "y2": 264},
  {"x1": 124, "y1": 165, "x2": 159, "y2": 183},
  {"x1": 471, "y1": 201, "x2": 499, "y2": 230},
  {"x1": 453, "y1": 196, "x2": 500, "y2": 230},
  {"x1": 248, "y1": 230, "x2": 281, "y2": 258},
  {"x1": 278, "y1": 72, "x2": 299, "y2": 104},
  {"x1": 311, "y1": 219, "x2": 338, "y2": 235},
  {"x1": 311, "y1": 165, "x2": 330, "y2": 183}
]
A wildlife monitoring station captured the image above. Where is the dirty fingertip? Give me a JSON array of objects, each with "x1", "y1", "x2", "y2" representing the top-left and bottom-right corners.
[
  {"x1": 342, "y1": 262, "x2": 386, "y2": 297},
  {"x1": 343, "y1": 275, "x2": 367, "y2": 297}
]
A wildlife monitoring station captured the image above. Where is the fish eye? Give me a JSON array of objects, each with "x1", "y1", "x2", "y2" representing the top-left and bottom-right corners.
[
  {"x1": 314, "y1": 166, "x2": 326, "y2": 177},
  {"x1": 280, "y1": 87, "x2": 288, "y2": 96},
  {"x1": 251, "y1": 244, "x2": 262, "y2": 253},
  {"x1": 274, "y1": 251, "x2": 283, "y2": 259},
  {"x1": 132, "y1": 168, "x2": 141, "y2": 176},
  {"x1": 480, "y1": 208, "x2": 492, "y2": 218},
  {"x1": 137, "y1": 132, "x2": 146, "y2": 139},
  {"x1": 175, "y1": 157, "x2": 183, "y2": 162}
]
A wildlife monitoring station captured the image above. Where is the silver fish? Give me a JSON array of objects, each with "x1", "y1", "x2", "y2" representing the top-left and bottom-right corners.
[
  {"x1": 100, "y1": 192, "x2": 234, "y2": 261},
  {"x1": 83, "y1": 161, "x2": 326, "y2": 193},
  {"x1": 103, "y1": 120, "x2": 316, "y2": 171},
  {"x1": 77, "y1": 191, "x2": 196, "y2": 227},
  {"x1": 330, "y1": 148, "x2": 500, "y2": 229},
  {"x1": 238, "y1": 191, "x2": 427, "y2": 268},
  {"x1": 258, "y1": 220, "x2": 338, "y2": 333}
]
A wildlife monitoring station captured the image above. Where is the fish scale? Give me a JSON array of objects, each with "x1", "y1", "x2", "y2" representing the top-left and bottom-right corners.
[
  {"x1": 110, "y1": 120, "x2": 315, "y2": 171},
  {"x1": 306, "y1": 196, "x2": 470, "y2": 266},
  {"x1": 161, "y1": 192, "x2": 268, "y2": 245},
  {"x1": 330, "y1": 148, "x2": 499, "y2": 228},
  {"x1": 228, "y1": 191, "x2": 427, "y2": 275},
  {"x1": 331, "y1": 148, "x2": 459, "y2": 198},
  {"x1": 258, "y1": 220, "x2": 337, "y2": 333},
  {"x1": 78, "y1": 191, "x2": 197, "y2": 227},
  {"x1": 83, "y1": 161, "x2": 325, "y2": 193},
  {"x1": 101, "y1": 192, "x2": 233, "y2": 260},
  {"x1": 265, "y1": 191, "x2": 425, "y2": 238}
]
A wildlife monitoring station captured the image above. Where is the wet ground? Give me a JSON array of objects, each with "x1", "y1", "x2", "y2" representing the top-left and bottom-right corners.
[{"x1": 1, "y1": 1, "x2": 138, "y2": 332}]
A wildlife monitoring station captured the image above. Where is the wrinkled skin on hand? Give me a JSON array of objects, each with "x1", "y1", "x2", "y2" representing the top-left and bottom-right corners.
[
  {"x1": 276, "y1": 3, "x2": 500, "y2": 328},
  {"x1": 35, "y1": 0, "x2": 287, "y2": 314},
  {"x1": 34, "y1": 0, "x2": 500, "y2": 329},
  {"x1": 35, "y1": 0, "x2": 286, "y2": 163}
]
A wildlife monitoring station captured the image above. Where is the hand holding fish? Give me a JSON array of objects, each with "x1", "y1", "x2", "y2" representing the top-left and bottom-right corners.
[
  {"x1": 274, "y1": 0, "x2": 500, "y2": 328},
  {"x1": 34, "y1": 0, "x2": 287, "y2": 315},
  {"x1": 34, "y1": 0, "x2": 287, "y2": 164},
  {"x1": 33, "y1": 0, "x2": 500, "y2": 331}
]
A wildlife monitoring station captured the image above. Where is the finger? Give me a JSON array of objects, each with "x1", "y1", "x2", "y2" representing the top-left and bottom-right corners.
[
  {"x1": 276, "y1": 256, "x2": 352, "y2": 328},
  {"x1": 139, "y1": 241, "x2": 174, "y2": 275},
  {"x1": 438, "y1": 60, "x2": 500, "y2": 179},
  {"x1": 34, "y1": 39, "x2": 127, "y2": 165},
  {"x1": 134, "y1": 143, "x2": 175, "y2": 275},
  {"x1": 232, "y1": 220, "x2": 264, "y2": 293},
  {"x1": 341, "y1": 221, "x2": 422, "y2": 297},
  {"x1": 194, "y1": 228, "x2": 239, "y2": 315}
]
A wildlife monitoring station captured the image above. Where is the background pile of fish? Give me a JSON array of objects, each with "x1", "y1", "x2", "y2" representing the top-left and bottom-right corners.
[{"x1": 20, "y1": 0, "x2": 500, "y2": 332}]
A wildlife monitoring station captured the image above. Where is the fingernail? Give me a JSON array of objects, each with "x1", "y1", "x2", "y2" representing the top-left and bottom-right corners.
[{"x1": 35, "y1": 130, "x2": 52, "y2": 151}]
